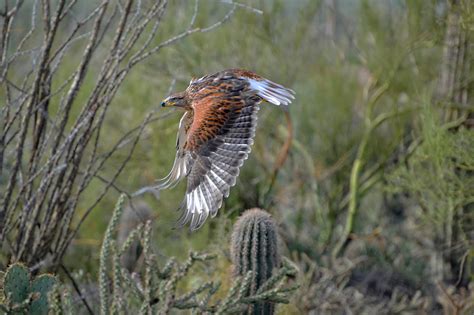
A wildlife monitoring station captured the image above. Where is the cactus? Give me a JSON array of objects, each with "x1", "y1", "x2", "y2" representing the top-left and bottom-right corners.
[
  {"x1": 3, "y1": 263, "x2": 30, "y2": 305},
  {"x1": 0, "y1": 198, "x2": 297, "y2": 314},
  {"x1": 30, "y1": 274, "x2": 57, "y2": 315},
  {"x1": 0, "y1": 263, "x2": 57, "y2": 314},
  {"x1": 118, "y1": 201, "x2": 153, "y2": 272},
  {"x1": 230, "y1": 208, "x2": 281, "y2": 315}
]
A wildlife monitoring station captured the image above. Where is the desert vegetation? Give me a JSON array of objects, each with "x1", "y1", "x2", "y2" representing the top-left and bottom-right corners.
[{"x1": 0, "y1": 0, "x2": 473, "y2": 314}]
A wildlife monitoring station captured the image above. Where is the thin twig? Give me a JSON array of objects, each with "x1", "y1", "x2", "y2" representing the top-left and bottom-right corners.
[{"x1": 60, "y1": 264, "x2": 95, "y2": 315}]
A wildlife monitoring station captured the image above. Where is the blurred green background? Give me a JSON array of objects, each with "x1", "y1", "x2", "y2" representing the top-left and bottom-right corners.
[
  {"x1": 3, "y1": 0, "x2": 473, "y2": 313},
  {"x1": 70, "y1": 0, "x2": 470, "y2": 273}
]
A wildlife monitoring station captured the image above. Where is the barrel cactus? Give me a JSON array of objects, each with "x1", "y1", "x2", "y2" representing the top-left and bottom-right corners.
[{"x1": 230, "y1": 208, "x2": 281, "y2": 314}]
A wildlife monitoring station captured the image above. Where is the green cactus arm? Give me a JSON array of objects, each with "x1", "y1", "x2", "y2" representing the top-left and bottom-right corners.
[
  {"x1": 118, "y1": 224, "x2": 144, "y2": 257},
  {"x1": 99, "y1": 194, "x2": 125, "y2": 315},
  {"x1": 120, "y1": 268, "x2": 145, "y2": 301},
  {"x1": 173, "y1": 280, "x2": 214, "y2": 306},
  {"x1": 111, "y1": 244, "x2": 125, "y2": 314},
  {"x1": 256, "y1": 260, "x2": 297, "y2": 294},
  {"x1": 198, "y1": 281, "x2": 221, "y2": 311},
  {"x1": 217, "y1": 274, "x2": 246, "y2": 313}
]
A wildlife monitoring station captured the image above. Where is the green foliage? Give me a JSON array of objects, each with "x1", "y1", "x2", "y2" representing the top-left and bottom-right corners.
[
  {"x1": 386, "y1": 108, "x2": 474, "y2": 285},
  {"x1": 388, "y1": 109, "x2": 474, "y2": 234},
  {"x1": 230, "y1": 208, "x2": 281, "y2": 314},
  {"x1": 0, "y1": 263, "x2": 57, "y2": 314}
]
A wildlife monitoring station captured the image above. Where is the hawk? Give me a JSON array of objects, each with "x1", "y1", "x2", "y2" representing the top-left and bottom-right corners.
[{"x1": 152, "y1": 69, "x2": 294, "y2": 230}]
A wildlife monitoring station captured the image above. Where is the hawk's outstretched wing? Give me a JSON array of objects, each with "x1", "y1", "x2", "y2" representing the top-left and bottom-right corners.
[
  {"x1": 153, "y1": 111, "x2": 194, "y2": 190},
  {"x1": 175, "y1": 71, "x2": 294, "y2": 230},
  {"x1": 178, "y1": 95, "x2": 259, "y2": 229},
  {"x1": 131, "y1": 112, "x2": 193, "y2": 198}
]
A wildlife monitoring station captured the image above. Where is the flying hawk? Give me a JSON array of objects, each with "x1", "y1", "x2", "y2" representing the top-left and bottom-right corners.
[{"x1": 148, "y1": 69, "x2": 294, "y2": 230}]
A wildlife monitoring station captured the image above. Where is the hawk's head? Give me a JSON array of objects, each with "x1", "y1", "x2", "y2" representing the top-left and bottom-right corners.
[{"x1": 161, "y1": 91, "x2": 190, "y2": 109}]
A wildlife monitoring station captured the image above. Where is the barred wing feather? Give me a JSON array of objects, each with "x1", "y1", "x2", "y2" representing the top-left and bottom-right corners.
[
  {"x1": 154, "y1": 111, "x2": 193, "y2": 190},
  {"x1": 178, "y1": 101, "x2": 260, "y2": 230}
]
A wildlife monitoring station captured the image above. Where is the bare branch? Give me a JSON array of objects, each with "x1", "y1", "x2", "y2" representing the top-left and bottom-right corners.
[{"x1": 0, "y1": 0, "x2": 249, "y2": 268}]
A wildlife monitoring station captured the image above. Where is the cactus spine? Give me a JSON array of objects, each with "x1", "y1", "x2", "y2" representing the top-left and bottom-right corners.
[{"x1": 230, "y1": 208, "x2": 281, "y2": 315}]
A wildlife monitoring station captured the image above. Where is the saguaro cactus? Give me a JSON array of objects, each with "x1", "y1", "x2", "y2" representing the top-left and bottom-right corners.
[{"x1": 230, "y1": 208, "x2": 281, "y2": 314}]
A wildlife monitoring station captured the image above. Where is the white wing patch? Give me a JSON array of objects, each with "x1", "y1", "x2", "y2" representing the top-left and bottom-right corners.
[{"x1": 246, "y1": 78, "x2": 295, "y2": 107}]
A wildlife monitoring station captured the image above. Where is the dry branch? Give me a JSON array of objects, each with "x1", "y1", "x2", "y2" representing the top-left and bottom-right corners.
[{"x1": 0, "y1": 0, "x2": 242, "y2": 268}]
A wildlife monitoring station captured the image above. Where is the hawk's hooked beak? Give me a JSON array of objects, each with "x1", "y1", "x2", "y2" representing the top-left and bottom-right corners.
[
  {"x1": 161, "y1": 98, "x2": 173, "y2": 107},
  {"x1": 161, "y1": 94, "x2": 187, "y2": 109}
]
